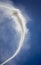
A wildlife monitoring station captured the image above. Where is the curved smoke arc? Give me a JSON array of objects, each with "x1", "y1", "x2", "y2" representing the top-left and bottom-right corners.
[{"x1": 0, "y1": 3, "x2": 27, "y2": 65}]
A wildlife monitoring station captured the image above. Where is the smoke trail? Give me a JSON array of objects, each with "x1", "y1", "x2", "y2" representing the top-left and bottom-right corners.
[{"x1": 0, "y1": 2, "x2": 27, "y2": 65}]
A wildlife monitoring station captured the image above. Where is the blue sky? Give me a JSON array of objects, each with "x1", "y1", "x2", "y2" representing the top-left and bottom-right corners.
[
  {"x1": 0, "y1": 0, "x2": 41, "y2": 65},
  {"x1": 12, "y1": 0, "x2": 41, "y2": 65}
]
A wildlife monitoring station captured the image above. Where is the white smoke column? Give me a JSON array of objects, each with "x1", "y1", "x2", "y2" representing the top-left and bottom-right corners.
[{"x1": 0, "y1": 2, "x2": 28, "y2": 65}]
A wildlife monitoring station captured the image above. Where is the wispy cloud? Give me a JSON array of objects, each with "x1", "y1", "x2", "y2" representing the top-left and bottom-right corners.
[{"x1": 0, "y1": 1, "x2": 31, "y2": 65}]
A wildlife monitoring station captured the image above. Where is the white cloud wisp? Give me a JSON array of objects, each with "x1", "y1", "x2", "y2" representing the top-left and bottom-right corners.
[{"x1": 0, "y1": 2, "x2": 28, "y2": 65}]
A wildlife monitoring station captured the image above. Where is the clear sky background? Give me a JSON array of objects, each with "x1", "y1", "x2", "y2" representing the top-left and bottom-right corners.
[{"x1": 0, "y1": 0, "x2": 41, "y2": 65}]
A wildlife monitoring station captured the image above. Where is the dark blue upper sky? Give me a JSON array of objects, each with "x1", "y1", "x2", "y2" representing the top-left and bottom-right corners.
[
  {"x1": 0, "y1": 0, "x2": 41, "y2": 65},
  {"x1": 11, "y1": 0, "x2": 41, "y2": 65}
]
